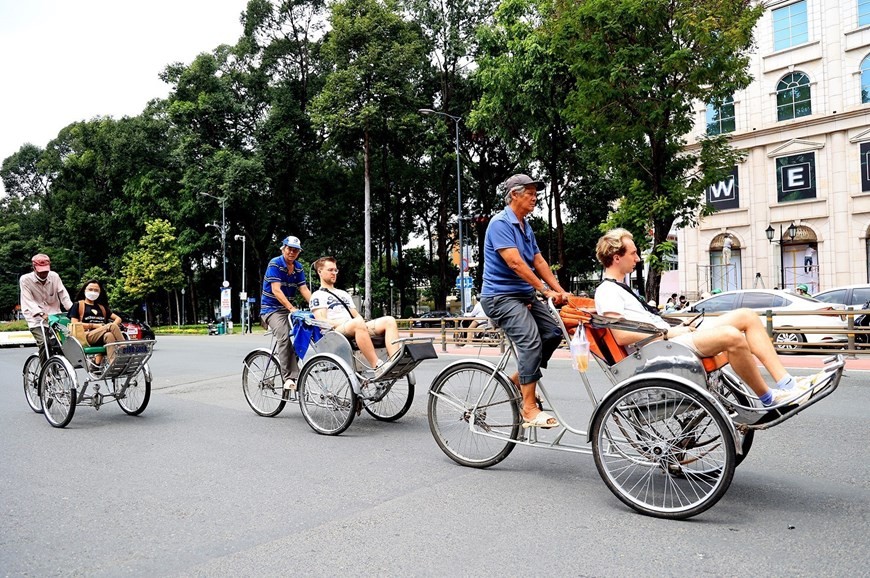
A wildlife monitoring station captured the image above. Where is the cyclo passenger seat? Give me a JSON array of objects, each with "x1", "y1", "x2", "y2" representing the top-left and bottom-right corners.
[{"x1": 559, "y1": 297, "x2": 727, "y2": 373}]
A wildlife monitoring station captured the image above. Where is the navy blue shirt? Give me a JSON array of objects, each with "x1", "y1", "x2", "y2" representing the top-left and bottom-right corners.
[
  {"x1": 260, "y1": 256, "x2": 307, "y2": 315},
  {"x1": 481, "y1": 206, "x2": 540, "y2": 296}
]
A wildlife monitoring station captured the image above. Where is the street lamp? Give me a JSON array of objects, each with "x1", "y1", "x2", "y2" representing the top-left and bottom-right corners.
[
  {"x1": 200, "y1": 192, "x2": 227, "y2": 284},
  {"x1": 234, "y1": 234, "x2": 248, "y2": 333},
  {"x1": 765, "y1": 222, "x2": 797, "y2": 288},
  {"x1": 419, "y1": 107, "x2": 466, "y2": 314},
  {"x1": 765, "y1": 222, "x2": 797, "y2": 244}
]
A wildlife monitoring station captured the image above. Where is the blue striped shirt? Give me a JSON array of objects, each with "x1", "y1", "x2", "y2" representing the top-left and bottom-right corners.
[{"x1": 260, "y1": 256, "x2": 307, "y2": 315}]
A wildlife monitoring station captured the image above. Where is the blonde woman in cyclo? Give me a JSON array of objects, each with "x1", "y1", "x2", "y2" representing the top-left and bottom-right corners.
[
  {"x1": 68, "y1": 279, "x2": 126, "y2": 365},
  {"x1": 593, "y1": 228, "x2": 827, "y2": 407}
]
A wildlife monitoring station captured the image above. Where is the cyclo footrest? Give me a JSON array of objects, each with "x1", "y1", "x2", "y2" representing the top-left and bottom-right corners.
[{"x1": 371, "y1": 340, "x2": 437, "y2": 382}]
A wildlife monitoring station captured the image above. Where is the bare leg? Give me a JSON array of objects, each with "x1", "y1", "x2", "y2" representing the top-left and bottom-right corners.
[
  {"x1": 368, "y1": 317, "x2": 400, "y2": 358},
  {"x1": 339, "y1": 318, "x2": 380, "y2": 367},
  {"x1": 709, "y1": 309, "x2": 788, "y2": 382}
]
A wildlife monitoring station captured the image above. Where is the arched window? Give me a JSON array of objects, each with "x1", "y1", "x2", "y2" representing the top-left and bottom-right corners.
[
  {"x1": 706, "y1": 96, "x2": 735, "y2": 135},
  {"x1": 862, "y1": 55, "x2": 870, "y2": 104},
  {"x1": 776, "y1": 72, "x2": 812, "y2": 121}
]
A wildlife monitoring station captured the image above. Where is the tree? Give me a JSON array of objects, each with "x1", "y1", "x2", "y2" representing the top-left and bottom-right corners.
[
  {"x1": 119, "y1": 219, "x2": 184, "y2": 324},
  {"x1": 311, "y1": 0, "x2": 430, "y2": 318},
  {"x1": 554, "y1": 0, "x2": 761, "y2": 299}
]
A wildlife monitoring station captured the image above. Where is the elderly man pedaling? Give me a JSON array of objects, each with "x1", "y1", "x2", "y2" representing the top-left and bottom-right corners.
[{"x1": 480, "y1": 173, "x2": 572, "y2": 429}]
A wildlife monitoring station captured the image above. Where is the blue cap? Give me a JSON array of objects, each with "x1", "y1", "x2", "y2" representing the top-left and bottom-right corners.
[{"x1": 280, "y1": 236, "x2": 302, "y2": 251}]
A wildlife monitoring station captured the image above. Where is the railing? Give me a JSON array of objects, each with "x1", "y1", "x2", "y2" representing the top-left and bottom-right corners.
[
  {"x1": 402, "y1": 309, "x2": 870, "y2": 357},
  {"x1": 664, "y1": 308, "x2": 870, "y2": 357}
]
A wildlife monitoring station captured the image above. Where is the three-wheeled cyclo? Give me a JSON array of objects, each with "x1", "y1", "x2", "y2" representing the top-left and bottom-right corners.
[
  {"x1": 23, "y1": 315, "x2": 154, "y2": 428},
  {"x1": 427, "y1": 297, "x2": 845, "y2": 519}
]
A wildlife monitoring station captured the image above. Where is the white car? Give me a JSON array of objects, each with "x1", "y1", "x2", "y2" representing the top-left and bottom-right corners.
[
  {"x1": 687, "y1": 289, "x2": 846, "y2": 349},
  {"x1": 813, "y1": 284, "x2": 870, "y2": 308}
]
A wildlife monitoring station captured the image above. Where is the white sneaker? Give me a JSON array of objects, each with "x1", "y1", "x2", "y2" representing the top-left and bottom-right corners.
[
  {"x1": 770, "y1": 384, "x2": 811, "y2": 407},
  {"x1": 795, "y1": 370, "x2": 827, "y2": 391},
  {"x1": 283, "y1": 378, "x2": 297, "y2": 391}
]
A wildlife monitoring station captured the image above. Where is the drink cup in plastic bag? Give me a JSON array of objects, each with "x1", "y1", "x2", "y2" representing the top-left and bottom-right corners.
[{"x1": 570, "y1": 329, "x2": 590, "y2": 373}]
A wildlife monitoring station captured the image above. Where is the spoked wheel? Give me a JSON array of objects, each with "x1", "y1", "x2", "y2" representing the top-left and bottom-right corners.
[
  {"x1": 427, "y1": 362, "x2": 520, "y2": 469},
  {"x1": 116, "y1": 366, "x2": 151, "y2": 416},
  {"x1": 23, "y1": 354, "x2": 43, "y2": 413},
  {"x1": 774, "y1": 331, "x2": 805, "y2": 353},
  {"x1": 39, "y1": 357, "x2": 77, "y2": 428},
  {"x1": 592, "y1": 380, "x2": 736, "y2": 520},
  {"x1": 363, "y1": 377, "x2": 414, "y2": 422},
  {"x1": 242, "y1": 351, "x2": 286, "y2": 417},
  {"x1": 297, "y1": 354, "x2": 357, "y2": 435}
]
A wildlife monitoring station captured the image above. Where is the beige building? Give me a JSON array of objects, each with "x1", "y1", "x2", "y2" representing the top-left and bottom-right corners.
[{"x1": 680, "y1": 0, "x2": 870, "y2": 297}]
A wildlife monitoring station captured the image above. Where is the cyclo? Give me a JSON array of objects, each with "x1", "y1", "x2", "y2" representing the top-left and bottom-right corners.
[
  {"x1": 242, "y1": 312, "x2": 437, "y2": 435},
  {"x1": 426, "y1": 297, "x2": 845, "y2": 519},
  {"x1": 22, "y1": 315, "x2": 154, "y2": 428}
]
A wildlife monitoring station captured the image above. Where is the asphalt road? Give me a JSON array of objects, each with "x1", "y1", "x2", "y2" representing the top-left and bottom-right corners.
[{"x1": 1, "y1": 335, "x2": 868, "y2": 577}]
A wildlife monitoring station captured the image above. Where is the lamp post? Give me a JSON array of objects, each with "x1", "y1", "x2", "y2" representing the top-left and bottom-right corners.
[
  {"x1": 765, "y1": 222, "x2": 797, "y2": 288},
  {"x1": 234, "y1": 234, "x2": 247, "y2": 333},
  {"x1": 200, "y1": 192, "x2": 227, "y2": 284},
  {"x1": 419, "y1": 108, "x2": 465, "y2": 315}
]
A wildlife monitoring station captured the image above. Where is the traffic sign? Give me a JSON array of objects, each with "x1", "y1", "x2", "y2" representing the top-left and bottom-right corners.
[{"x1": 455, "y1": 275, "x2": 473, "y2": 289}]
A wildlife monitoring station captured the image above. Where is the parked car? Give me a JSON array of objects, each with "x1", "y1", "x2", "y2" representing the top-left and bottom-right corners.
[
  {"x1": 411, "y1": 311, "x2": 456, "y2": 328},
  {"x1": 687, "y1": 289, "x2": 847, "y2": 350},
  {"x1": 118, "y1": 312, "x2": 156, "y2": 341},
  {"x1": 813, "y1": 284, "x2": 870, "y2": 308}
]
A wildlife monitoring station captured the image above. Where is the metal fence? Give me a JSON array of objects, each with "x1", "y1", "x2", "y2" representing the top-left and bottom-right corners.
[{"x1": 401, "y1": 309, "x2": 870, "y2": 357}]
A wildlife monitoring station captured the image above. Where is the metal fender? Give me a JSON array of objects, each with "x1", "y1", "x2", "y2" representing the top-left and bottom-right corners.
[
  {"x1": 587, "y1": 371, "x2": 741, "y2": 454},
  {"x1": 142, "y1": 362, "x2": 153, "y2": 384},
  {"x1": 38, "y1": 354, "x2": 80, "y2": 396},
  {"x1": 303, "y1": 352, "x2": 361, "y2": 394},
  {"x1": 428, "y1": 358, "x2": 503, "y2": 394}
]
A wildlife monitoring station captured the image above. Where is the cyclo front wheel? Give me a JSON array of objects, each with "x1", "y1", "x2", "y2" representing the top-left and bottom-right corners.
[
  {"x1": 364, "y1": 377, "x2": 414, "y2": 422},
  {"x1": 23, "y1": 354, "x2": 43, "y2": 413},
  {"x1": 39, "y1": 357, "x2": 77, "y2": 428},
  {"x1": 591, "y1": 379, "x2": 736, "y2": 520},
  {"x1": 242, "y1": 351, "x2": 286, "y2": 417},
  {"x1": 427, "y1": 362, "x2": 520, "y2": 469},
  {"x1": 297, "y1": 354, "x2": 357, "y2": 435},
  {"x1": 116, "y1": 365, "x2": 151, "y2": 416}
]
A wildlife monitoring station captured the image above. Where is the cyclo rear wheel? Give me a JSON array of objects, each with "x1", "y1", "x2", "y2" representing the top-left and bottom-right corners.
[
  {"x1": 242, "y1": 351, "x2": 286, "y2": 417},
  {"x1": 23, "y1": 354, "x2": 43, "y2": 413},
  {"x1": 591, "y1": 379, "x2": 736, "y2": 520},
  {"x1": 427, "y1": 362, "x2": 520, "y2": 469}
]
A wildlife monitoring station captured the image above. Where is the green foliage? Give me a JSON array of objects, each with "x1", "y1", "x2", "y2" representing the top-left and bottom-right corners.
[
  {"x1": 118, "y1": 219, "x2": 184, "y2": 310},
  {"x1": 554, "y1": 0, "x2": 761, "y2": 296}
]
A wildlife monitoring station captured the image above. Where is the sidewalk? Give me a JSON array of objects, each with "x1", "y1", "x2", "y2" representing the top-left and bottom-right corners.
[{"x1": 433, "y1": 341, "x2": 870, "y2": 371}]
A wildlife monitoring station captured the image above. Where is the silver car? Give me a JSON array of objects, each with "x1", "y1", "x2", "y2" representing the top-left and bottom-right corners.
[{"x1": 688, "y1": 289, "x2": 847, "y2": 350}]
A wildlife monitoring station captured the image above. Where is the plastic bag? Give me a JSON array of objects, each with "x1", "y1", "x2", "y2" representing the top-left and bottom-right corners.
[{"x1": 570, "y1": 327, "x2": 589, "y2": 373}]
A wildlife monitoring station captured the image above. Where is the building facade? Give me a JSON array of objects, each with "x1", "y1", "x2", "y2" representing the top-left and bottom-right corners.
[{"x1": 680, "y1": 0, "x2": 870, "y2": 297}]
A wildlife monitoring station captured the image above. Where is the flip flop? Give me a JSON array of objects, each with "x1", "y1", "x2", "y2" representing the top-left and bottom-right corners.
[{"x1": 522, "y1": 410, "x2": 559, "y2": 429}]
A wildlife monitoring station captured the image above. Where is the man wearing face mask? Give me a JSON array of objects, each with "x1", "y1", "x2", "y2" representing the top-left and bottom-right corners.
[{"x1": 19, "y1": 253, "x2": 73, "y2": 362}]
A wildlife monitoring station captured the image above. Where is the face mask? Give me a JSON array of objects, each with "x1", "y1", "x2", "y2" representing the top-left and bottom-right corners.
[{"x1": 85, "y1": 290, "x2": 100, "y2": 301}]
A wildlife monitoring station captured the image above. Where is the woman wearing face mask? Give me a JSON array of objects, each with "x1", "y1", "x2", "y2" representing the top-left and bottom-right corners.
[{"x1": 68, "y1": 279, "x2": 125, "y2": 364}]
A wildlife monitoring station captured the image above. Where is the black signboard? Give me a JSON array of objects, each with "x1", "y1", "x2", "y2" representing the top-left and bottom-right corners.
[
  {"x1": 706, "y1": 166, "x2": 739, "y2": 211},
  {"x1": 776, "y1": 153, "x2": 816, "y2": 202}
]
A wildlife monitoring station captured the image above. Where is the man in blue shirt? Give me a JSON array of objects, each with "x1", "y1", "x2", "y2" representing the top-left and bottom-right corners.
[
  {"x1": 480, "y1": 174, "x2": 571, "y2": 429},
  {"x1": 260, "y1": 235, "x2": 312, "y2": 391}
]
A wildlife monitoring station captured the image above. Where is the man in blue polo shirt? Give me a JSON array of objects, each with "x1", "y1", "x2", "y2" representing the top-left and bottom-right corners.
[
  {"x1": 480, "y1": 174, "x2": 571, "y2": 429},
  {"x1": 260, "y1": 235, "x2": 312, "y2": 391}
]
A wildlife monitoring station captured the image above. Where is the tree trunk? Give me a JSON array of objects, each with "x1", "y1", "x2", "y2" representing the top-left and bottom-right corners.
[{"x1": 363, "y1": 130, "x2": 372, "y2": 319}]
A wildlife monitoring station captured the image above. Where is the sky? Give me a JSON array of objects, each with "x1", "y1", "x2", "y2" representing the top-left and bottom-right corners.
[{"x1": 0, "y1": 0, "x2": 251, "y2": 191}]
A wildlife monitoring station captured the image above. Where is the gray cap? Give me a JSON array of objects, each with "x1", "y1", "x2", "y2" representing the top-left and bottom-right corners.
[{"x1": 503, "y1": 173, "x2": 545, "y2": 193}]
